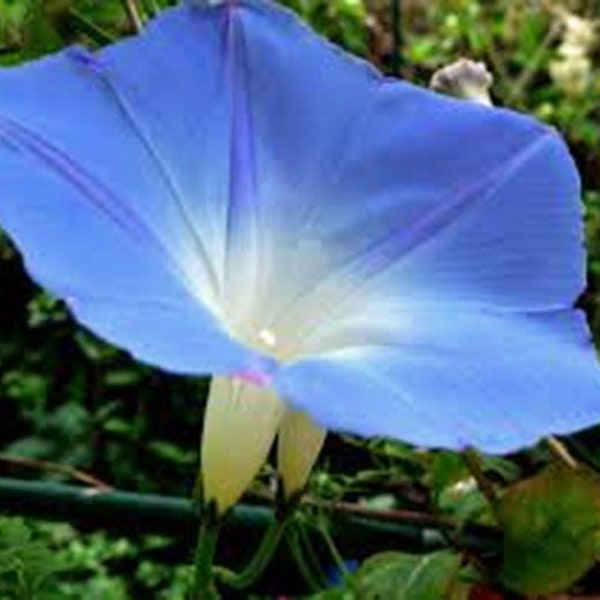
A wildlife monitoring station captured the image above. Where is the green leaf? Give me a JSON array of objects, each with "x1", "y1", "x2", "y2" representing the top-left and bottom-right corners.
[
  {"x1": 0, "y1": 518, "x2": 66, "y2": 598},
  {"x1": 428, "y1": 452, "x2": 500, "y2": 528},
  {"x1": 146, "y1": 441, "x2": 196, "y2": 466},
  {"x1": 354, "y1": 550, "x2": 462, "y2": 599},
  {"x1": 499, "y1": 464, "x2": 600, "y2": 594},
  {"x1": 429, "y1": 452, "x2": 468, "y2": 495}
]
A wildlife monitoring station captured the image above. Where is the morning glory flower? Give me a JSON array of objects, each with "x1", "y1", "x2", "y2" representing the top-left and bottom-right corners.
[{"x1": 0, "y1": 0, "x2": 599, "y2": 515}]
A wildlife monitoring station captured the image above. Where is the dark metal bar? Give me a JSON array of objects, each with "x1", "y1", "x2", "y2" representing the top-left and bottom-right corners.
[
  {"x1": 0, "y1": 477, "x2": 501, "y2": 594},
  {"x1": 0, "y1": 477, "x2": 499, "y2": 557}
]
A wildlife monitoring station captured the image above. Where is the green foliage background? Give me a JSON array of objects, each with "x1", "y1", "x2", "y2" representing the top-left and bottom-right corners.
[{"x1": 0, "y1": 0, "x2": 600, "y2": 598}]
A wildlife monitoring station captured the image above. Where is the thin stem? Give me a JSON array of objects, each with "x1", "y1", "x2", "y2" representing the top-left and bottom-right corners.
[
  {"x1": 216, "y1": 519, "x2": 289, "y2": 589},
  {"x1": 507, "y1": 21, "x2": 562, "y2": 104},
  {"x1": 68, "y1": 9, "x2": 116, "y2": 45},
  {"x1": 0, "y1": 454, "x2": 111, "y2": 490},
  {"x1": 545, "y1": 436, "x2": 578, "y2": 469},
  {"x1": 286, "y1": 523, "x2": 324, "y2": 593},
  {"x1": 311, "y1": 498, "x2": 456, "y2": 529},
  {"x1": 121, "y1": 0, "x2": 144, "y2": 33},
  {"x1": 462, "y1": 448, "x2": 498, "y2": 511},
  {"x1": 565, "y1": 438, "x2": 600, "y2": 471},
  {"x1": 316, "y1": 521, "x2": 348, "y2": 577},
  {"x1": 297, "y1": 521, "x2": 329, "y2": 587},
  {"x1": 250, "y1": 487, "x2": 457, "y2": 529},
  {"x1": 192, "y1": 508, "x2": 221, "y2": 600}
]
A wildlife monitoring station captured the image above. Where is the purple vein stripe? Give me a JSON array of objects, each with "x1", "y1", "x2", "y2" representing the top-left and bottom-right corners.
[
  {"x1": 0, "y1": 114, "x2": 193, "y2": 290},
  {"x1": 67, "y1": 47, "x2": 221, "y2": 299},
  {"x1": 222, "y1": 5, "x2": 260, "y2": 297},
  {"x1": 268, "y1": 131, "x2": 554, "y2": 342}
]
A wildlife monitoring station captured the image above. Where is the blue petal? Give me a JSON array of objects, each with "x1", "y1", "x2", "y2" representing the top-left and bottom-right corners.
[
  {"x1": 235, "y1": 0, "x2": 598, "y2": 448},
  {"x1": 186, "y1": 1, "x2": 584, "y2": 343},
  {"x1": 282, "y1": 126, "x2": 582, "y2": 341},
  {"x1": 183, "y1": 0, "x2": 386, "y2": 323},
  {"x1": 0, "y1": 0, "x2": 596, "y2": 450},
  {"x1": 276, "y1": 308, "x2": 600, "y2": 453},
  {"x1": 0, "y1": 7, "x2": 275, "y2": 376},
  {"x1": 97, "y1": 6, "x2": 261, "y2": 316}
]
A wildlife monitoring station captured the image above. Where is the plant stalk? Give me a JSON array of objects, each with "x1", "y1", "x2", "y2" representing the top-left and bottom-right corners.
[
  {"x1": 192, "y1": 508, "x2": 221, "y2": 600},
  {"x1": 216, "y1": 519, "x2": 288, "y2": 590},
  {"x1": 462, "y1": 448, "x2": 499, "y2": 515}
]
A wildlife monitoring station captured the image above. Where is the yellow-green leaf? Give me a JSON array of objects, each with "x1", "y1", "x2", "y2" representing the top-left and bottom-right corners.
[
  {"x1": 354, "y1": 550, "x2": 462, "y2": 599},
  {"x1": 499, "y1": 464, "x2": 600, "y2": 594}
]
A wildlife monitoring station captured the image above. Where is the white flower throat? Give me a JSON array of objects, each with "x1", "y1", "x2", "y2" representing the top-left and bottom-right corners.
[{"x1": 258, "y1": 327, "x2": 277, "y2": 351}]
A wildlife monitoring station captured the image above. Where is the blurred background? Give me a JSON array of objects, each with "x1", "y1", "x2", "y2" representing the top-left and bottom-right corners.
[{"x1": 0, "y1": 1, "x2": 599, "y2": 598}]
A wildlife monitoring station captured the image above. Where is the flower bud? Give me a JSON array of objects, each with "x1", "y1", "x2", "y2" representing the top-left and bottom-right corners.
[{"x1": 430, "y1": 58, "x2": 493, "y2": 105}]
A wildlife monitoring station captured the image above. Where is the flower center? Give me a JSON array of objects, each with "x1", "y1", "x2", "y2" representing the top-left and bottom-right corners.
[{"x1": 258, "y1": 328, "x2": 277, "y2": 350}]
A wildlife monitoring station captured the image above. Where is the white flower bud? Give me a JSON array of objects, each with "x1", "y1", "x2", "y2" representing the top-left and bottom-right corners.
[{"x1": 430, "y1": 58, "x2": 493, "y2": 105}]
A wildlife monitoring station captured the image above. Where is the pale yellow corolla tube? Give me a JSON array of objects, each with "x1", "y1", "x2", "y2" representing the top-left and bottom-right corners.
[
  {"x1": 277, "y1": 410, "x2": 327, "y2": 501},
  {"x1": 200, "y1": 231, "x2": 331, "y2": 515},
  {"x1": 201, "y1": 376, "x2": 326, "y2": 515}
]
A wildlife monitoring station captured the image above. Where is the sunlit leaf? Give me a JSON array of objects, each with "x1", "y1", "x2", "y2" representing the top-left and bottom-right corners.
[
  {"x1": 354, "y1": 550, "x2": 462, "y2": 599},
  {"x1": 499, "y1": 464, "x2": 600, "y2": 594}
]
